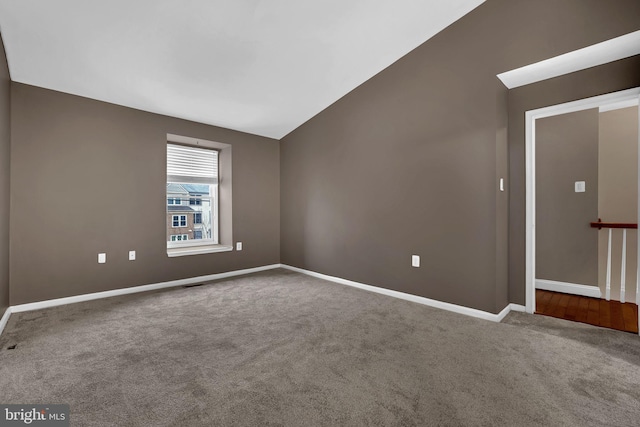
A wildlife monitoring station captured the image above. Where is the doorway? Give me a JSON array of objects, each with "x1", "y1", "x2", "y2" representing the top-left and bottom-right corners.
[{"x1": 525, "y1": 87, "x2": 640, "y2": 334}]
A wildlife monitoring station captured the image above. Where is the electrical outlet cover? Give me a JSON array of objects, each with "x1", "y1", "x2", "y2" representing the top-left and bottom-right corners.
[{"x1": 411, "y1": 255, "x2": 420, "y2": 267}]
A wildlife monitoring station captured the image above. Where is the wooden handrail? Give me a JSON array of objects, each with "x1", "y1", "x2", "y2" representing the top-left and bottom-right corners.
[{"x1": 590, "y1": 218, "x2": 638, "y2": 230}]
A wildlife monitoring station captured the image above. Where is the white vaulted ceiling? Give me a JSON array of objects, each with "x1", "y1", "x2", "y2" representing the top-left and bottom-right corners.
[{"x1": 0, "y1": 0, "x2": 484, "y2": 139}]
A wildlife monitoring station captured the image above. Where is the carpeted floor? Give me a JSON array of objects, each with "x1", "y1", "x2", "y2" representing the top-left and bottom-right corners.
[{"x1": 1, "y1": 268, "x2": 639, "y2": 426}]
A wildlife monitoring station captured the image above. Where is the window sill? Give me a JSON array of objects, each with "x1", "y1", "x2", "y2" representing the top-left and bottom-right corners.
[{"x1": 167, "y1": 244, "x2": 233, "y2": 257}]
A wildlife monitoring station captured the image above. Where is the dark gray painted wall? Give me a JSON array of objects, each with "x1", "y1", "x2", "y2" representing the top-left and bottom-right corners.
[
  {"x1": 10, "y1": 83, "x2": 280, "y2": 305},
  {"x1": 598, "y1": 107, "x2": 639, "y2": 301},
  {"x1": 281, "y1": 0, "x2": 640, "y2": 313},
  {"x1": 3, "y1": 0, "x2": 640, "y2": 311},
  {"x1": 508, "y1": 56, "x2": 640, "y2": 305},
  {"x1": 599, "y1": 107, "x2": 639, "y2": 225},
  {"x1": 0, "y1": 33, "x2": 10, "y2": 313},
  {"x1": 536, "y1": 110, "x2": 599, "y2": 286}
]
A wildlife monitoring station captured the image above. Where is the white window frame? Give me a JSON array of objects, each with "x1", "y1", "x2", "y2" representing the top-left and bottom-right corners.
[{"x1": 166, "y1": 134, "x2": 233, "y2": 257}]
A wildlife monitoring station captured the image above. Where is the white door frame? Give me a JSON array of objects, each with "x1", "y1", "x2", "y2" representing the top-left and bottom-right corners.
[{"x1": 525, "y1": 87, "x2": 640, "y2": 315}]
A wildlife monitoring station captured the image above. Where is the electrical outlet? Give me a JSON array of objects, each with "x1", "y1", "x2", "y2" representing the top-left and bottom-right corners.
[
  {"x1": 129, "y1": 251, "x2": 136, "y2": 261},
  {"x1": 98, "y1": 253, "x2": 106, "y2": 264},
  {"x1": 412, "y1": 255, "x2": 420, "y2": 268}
]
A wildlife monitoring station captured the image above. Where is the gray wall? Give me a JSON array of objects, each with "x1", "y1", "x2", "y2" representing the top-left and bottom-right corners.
[
  {"x1": 281, "y1": 0, "x2": 640, "y2": 313},
  {"x1": 10, "y1": 83, "x2": 280, "y2": 305},
  {"x1": 535, "y1": 110, "x2": 599, "y2": 286},
  {"x1": 0, "y1": 33, "x2": 9, "y2": 313},
  {"x1": 4, "y1": 1, "x2": 640, "y2": 311},
  {"x1": 508, "y1": 56, "x2": 640, "y2": 305}
]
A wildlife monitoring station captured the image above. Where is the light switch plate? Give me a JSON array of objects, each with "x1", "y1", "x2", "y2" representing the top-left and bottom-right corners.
[
  {"x1": 575, "y1": 181, "x2": 586, "y2": 193},
  {"x1": 412, "y1": 255, "x2": 420, "y2": 268},
  {"x1": 236, "y1": 242, "x2": 242, "y2": 251},
  {"x1": 98, "y1": 253, "x2": 106, "y2": 264},
  {"x1": 129, "y1": 250, "x2": 136, "y2": 261}
]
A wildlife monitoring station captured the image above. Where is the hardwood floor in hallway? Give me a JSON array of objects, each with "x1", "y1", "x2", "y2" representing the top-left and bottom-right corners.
[{"x1": 535, "y1": 289, "x2": 639, "y2": 334}]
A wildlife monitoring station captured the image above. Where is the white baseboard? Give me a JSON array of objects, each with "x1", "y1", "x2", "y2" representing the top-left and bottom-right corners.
[
  {"x1": 10, "y1": 264, "x2": 282, "y2": 314},
  {"x1": 535, "y1": 279, "x2": 602, "y2": 298},
  {"x1": 503, "y1": 303, "x2": 527, "y2": 323},
  {"x1": 1, "y1": 263, "x2": 525, "y2": 340},
  {"x1": 509, "y1": 303, "x2": 527, "y2": 313},
  {"x1": 281, "y1": 264, "x2": 519, "y2": 323},
  {"x1": 0, "y1": 306, "x2": 11, "y2": 338}
]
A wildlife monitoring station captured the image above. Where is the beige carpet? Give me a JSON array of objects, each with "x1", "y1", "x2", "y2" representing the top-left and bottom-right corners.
[{"x1": 1, "y1": 268, "x2": 639, "y2": 426}]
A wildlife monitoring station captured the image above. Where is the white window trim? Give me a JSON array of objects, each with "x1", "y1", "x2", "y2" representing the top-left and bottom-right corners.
[
  {"x1": 167, "y1": 134, "x2": 232, "y2": 257},
  {"x1": 212, "y1": 182, "x2": 219, "y2": 243}
]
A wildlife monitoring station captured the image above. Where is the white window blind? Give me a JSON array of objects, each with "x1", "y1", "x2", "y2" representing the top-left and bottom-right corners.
[{"x1": 167, "y1": 144, "x2": 218, "y2": 184}]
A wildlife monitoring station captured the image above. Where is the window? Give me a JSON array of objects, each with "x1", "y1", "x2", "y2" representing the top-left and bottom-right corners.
[
  {"x1": 166, "y1": 134, "x2": 232, "y2": 257},
  {"x1": 171, "y1": 215, "x2": 187, "y2": 227},
  {"x1": 167, "y1": 143, "x2": 218, "y2": 249}
]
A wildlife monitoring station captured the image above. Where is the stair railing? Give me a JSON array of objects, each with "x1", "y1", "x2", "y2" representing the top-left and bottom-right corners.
[{"x1": 590, "y1": 219, "x2": 638, "y2": 303}]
